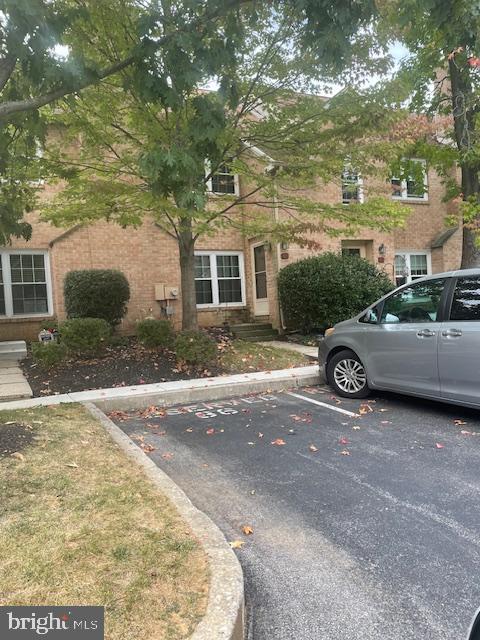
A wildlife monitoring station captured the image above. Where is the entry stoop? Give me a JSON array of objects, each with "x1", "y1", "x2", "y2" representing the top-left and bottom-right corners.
[
  {"x1": 0, "y1": 341, "x2": 32, "y2": 401},
  {"x1": 0, "y1": 340, "x2": 27, "y2": 361},
  {"x1": 231, "y1": 323, "x2": 279, "y2": 342}
]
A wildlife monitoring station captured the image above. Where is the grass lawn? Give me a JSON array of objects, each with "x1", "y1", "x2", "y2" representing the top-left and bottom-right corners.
[
  {"x1": 0, "y1": 404, "x2": 208, "y2": 640},
  {"x1": 221, "y1": 339, "x2": 308, "y2": 373}
]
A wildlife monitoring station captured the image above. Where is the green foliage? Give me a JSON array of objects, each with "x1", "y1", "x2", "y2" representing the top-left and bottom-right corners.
[
  {"x1": 31, "y1": 342, "x2": 67, "y2": 368},
  {"x1": 278, "y1": 252, "x2": 394, "y2": 332},
  {"x1": 174, "y1": 330, "x2": 217, "y2": 366},
  {"x1": 60, "y1": 318, "x2": 111, "y2": 356},
  {"x1": 64, "y1": 270, "x2": 130, "y2": 327},
  {"x1": 136, "y1": 319, "x2": 174, "y2": 348}
]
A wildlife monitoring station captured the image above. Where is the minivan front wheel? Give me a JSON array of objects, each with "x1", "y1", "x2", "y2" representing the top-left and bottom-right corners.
[{"x1": 327, "y1": 349, "x2": 370, "y2": 399}]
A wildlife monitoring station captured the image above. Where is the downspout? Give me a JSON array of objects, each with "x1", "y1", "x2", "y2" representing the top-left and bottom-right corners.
[{"x1": 272, "y1": 174, "x2": 286, "y2": 332}]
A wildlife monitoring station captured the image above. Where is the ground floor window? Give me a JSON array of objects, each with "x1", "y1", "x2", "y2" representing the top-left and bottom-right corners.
[
  {"x1": 0, "y1": 251, "x2": 52, "y2": 317},
  {"x1": 194, "y1": 251, "x2": 245, "y2": 307},
  {"x1": 394, "y1": 252, "x2": 430, "y2": 287}
]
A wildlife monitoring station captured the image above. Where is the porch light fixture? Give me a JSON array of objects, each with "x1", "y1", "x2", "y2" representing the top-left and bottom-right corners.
[{"x1": 378, "y1": 243, "x2": 386, "y2": 256}]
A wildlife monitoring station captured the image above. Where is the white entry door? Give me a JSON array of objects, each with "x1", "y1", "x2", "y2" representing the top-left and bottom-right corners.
[{"x1": 252, "y1": 243, "x2": 269, "y2": 316}]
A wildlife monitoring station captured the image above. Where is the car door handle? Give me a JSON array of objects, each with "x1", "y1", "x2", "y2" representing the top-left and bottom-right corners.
[
  {"x1": 442, "y1": 328, "x2": 463, "y2": 337},
  {"x1": 417, "y1": 329, "x2": 436, "y2": 337}
]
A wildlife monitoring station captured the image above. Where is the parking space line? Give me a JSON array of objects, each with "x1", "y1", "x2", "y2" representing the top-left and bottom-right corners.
[{"x1": 286, "y1": 391, "x2": 359, "y2": 417}]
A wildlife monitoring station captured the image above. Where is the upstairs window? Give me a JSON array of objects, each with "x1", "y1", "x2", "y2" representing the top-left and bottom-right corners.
[
  {"x1": 341, "y1": 167, "x2": 363, "y2": 204},
  {"x1": 390, "y1": 159, "x2": 428, "y2": 201},
  {"x1": 207, "y1": 162, "x2": 239, "y2": 196}
]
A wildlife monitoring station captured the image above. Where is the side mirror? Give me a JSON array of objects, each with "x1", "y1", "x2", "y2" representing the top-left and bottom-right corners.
[{"x1": 468, "y1": 609, "x2": 480, "y2": 640}]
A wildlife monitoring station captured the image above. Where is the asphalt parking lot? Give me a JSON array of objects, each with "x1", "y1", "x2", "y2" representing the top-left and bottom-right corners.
[{"x1": 112, "y1": 386, "x2": 480, "y2": 640}]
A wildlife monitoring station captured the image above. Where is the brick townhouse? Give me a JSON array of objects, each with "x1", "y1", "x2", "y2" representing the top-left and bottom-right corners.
[{"x1": 0, "y1": 147, "x2": 462, "y2": 342}]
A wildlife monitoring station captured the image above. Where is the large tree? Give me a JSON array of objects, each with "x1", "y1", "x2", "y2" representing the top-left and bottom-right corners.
[
  {"x1": 42, "y1": 5, "x2": 414, "y2": 330},
  {"x1": 375, "y1": 0, "x2": 480, "y2": 267}
]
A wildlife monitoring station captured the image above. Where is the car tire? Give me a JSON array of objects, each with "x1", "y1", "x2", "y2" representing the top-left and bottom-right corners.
[{"x1": 326, "y1": 349, "x2": 370, "y2": 399}]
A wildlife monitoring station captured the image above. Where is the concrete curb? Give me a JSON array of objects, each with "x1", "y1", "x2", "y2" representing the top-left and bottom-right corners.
[
  {"x1": 0, "y1": 365, "x2": 320, "y2": 412},
  {"x1": 83, "y1": 401, "x2": 245, "y2": 640}
]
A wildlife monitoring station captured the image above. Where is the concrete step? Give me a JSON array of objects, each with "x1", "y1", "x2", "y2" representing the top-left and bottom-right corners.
[
  {"x1": 231, "y1": 323, "x2": 273, "y2": 331},
  {"x1": 240, "y1": 335, "x2": 278, "y2": 342},
  {"x1": 0, "y1": 380, "x2": 33, "y2": 401},
  {"x1": 0, "y1": 340, "x2": 27, "y2": 359},
  {"x1": 233, "y1": 328, "x2": 279, "y2": 339}
]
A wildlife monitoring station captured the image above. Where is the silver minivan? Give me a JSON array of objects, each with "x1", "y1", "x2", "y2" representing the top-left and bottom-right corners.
[{"x1": 318, "y1": 268, "x2": 480, "y2": 408}]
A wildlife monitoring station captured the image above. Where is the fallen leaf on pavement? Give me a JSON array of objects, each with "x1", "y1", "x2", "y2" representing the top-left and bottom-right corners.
[
  {"x1": 352, "y1": 425, "x2": 361, "y2": 430},
  {"x1": 460, "y1": 430, "x2": 472, "y2": 435},
  {"x1": 140, "y1": 443, "x2": 156, "y2": 453},
  {"x1": 242, "y1": 525, "x2": 254, "y2": 535},
  {"x1": 161, "y1": 452, "x2": 174, "y2": 460},
  {"x1": 229, "y1": 540, "x2": 245, "y2": 549},
  {"x1": 65, "y1": 462, "x2": 78, "y2": 468},
  {"x1": 435, "y1": 443, "x2": 444, "y2": 449},
  {"x1": 359, "y1": 404, "x2": 373, "y2": 415},
  {"x1": 258, "y1": 432, "x2": 264, "y2": 438},
  {"x1": 185, "y1": 427, "x2": 194, "y2": 433},
  {"x1": 309, "y1": 444, "x2": 318, "y2": 452},
  {"x1": 339, "y1": 437, "x2": 349, "y2": 445},
  {"x1": 454, "y1": 419, "x2": 467, "y2": 426},
  {"x1": 206, "y1": 428, "x2": 215, "y2": 435},
  {"x1": 271, "y1": 438, "x2": 286, "y2": 446},
  {"x1": 340, "y1": 450, "x2": 351, "y2": 456}
]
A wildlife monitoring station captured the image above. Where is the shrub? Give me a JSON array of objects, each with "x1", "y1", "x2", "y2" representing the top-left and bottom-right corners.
[
  {"x1": 64, "y1": 269, "x2": 130, "y2": 327},
  {"x1": 278, "y1": 252, "x2": 394, "y2": 332},
  {"x1": 174, "y1": 330, "x2": 217, "y2": 366},
  {"x1": 31, "y1": 342, "x2": 67, "y2": 368},
  {"x1": 60, "y1": 318, "x2": 111, "y2": 355},
  {"x1": 136, "y1": 318, "x2": 174, "y2": 348}
]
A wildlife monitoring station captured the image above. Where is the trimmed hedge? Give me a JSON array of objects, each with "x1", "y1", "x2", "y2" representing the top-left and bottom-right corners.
[
  {"x1": 60, "y1": 318, "x2": 111, "y2": 355},
  {"x1": 174, "y1": 330, "x2": 217, "y2": 366},
  {"x1": 136, "y1": 319, "x2": 174, "y2": 348},
  {"x1": 278, "y1": 252, "x2": 393, "y2": 332},
  {"x1": 64, "y1": 269, "x2": 130, "y2": 327},
  {"x1": 31, "y1": 342, "x2": 67, "y2": 368}
]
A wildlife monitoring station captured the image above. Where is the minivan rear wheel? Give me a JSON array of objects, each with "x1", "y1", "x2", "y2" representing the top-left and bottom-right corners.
[{"x1": 327, "y1": 349, "x2": 370, "y2": 399}]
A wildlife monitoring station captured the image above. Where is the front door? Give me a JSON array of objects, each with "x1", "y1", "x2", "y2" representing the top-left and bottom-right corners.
[
  {"x1": 252, "y1": 243, "x2": 269, "y2": 316},
  {"x1": 439, "y1": 275, "x2": 480, "y2": 405},
  {"x1": 364, "y1": 278, "x2": 447, "y2": 396}
]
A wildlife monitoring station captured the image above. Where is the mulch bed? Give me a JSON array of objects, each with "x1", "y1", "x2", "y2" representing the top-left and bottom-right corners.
[
  {"x1": 0, "y1": 422, "x2": 35, "y2": 458},
  {"x1": 20, "y1": 336, "x2": 224, "y2": 397}
]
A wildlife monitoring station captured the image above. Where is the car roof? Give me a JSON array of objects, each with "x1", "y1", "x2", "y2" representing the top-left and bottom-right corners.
[{"x1": 420, "y1": 268, "x2": 480, "y2": 281}]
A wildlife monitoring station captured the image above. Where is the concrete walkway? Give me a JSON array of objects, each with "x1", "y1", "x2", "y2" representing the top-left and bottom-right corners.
[
  {"x1": 258, "y1": 339, "x2": 318, "y2": 359},
  {"x1": 0, "y1": 344, "x2": 33, "y2": 401}
]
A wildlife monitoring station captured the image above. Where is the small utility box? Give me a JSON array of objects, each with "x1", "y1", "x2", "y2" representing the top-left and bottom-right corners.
[{"x1": 154, "y1": 283, "x2": 166, "y2": 300}]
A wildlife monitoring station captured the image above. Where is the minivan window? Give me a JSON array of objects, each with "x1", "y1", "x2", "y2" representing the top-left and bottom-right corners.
[
  {"x1": 450, "y1": 276, "x2": 480, "y2": 321},
  {"x1": 380, "y1": 279, "x2": 445, "y2": 324}
]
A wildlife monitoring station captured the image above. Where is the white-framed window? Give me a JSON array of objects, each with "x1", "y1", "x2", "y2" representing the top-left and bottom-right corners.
[
  {"x1": 0, "y1": 250, "x2": 53, "y2": 317},
  {"x1": 391, "y1": 159, "x2": 428, "y2": 201},
  {"x1": 394, "y1": 252, "x2": 431, "y2": 287},
  {"x1": 194, "y1": 251, "x2": 246, "y2": 308},
  {"x1": 206, "y1": 161, "x2": 240, "y2": 196},
  {"x1": 341, "y1": 167, "x2": 363, "y2": 204}
]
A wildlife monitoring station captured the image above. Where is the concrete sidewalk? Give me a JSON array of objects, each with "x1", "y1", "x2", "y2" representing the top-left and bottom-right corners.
[
  {"x1": 258, "y1": 340, "x2": 318, "y2": 359},
  {"x1": 0, "y1": 364, "x2": 321, "y2": 411}
]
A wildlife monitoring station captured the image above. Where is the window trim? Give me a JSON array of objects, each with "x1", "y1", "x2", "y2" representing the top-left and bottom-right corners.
[
  {"x1": 206, "y1": 161, "x2": 240, "y2": 197},
  {"x1": 391, "y1": 159, "x2": 428, "y2": 202},
  {"x1": 194, "y1": 250, "x2": 246, "y2": 309},
  {"x1": 0, "y1": 249, "x2": 53, "y2": 318},
  {"x1": 394, "y1": 251, "x2": 431, "y2": 285}
]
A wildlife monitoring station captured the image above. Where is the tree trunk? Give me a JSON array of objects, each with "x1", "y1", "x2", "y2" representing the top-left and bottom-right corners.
[
  {"x1": 178, "y1": 231, "x2": 198, "y2": 331},
  {"x1": 461, "y1": 166, "x2": 480, "y2": 268},
  {"x1": 448, "y1": 58, "x2": 480, "y2": 267}
]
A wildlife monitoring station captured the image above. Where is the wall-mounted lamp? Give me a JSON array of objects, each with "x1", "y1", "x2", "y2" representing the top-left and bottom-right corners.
[
  {"x1": 378, "y1": 243, "x2": 386, "y2": 256},
  {"x1": 280, "y1": 242, "x2": 289, "y2": 251}
]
